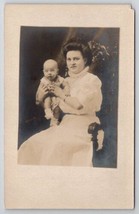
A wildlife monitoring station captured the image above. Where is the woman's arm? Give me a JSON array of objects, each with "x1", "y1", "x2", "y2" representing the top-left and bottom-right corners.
[
  {"x1": 63, "y1": 96, "x2": 83, "y2": 110},
  {"x1": 36, "y1": 83, "x2": 49, "y2": 105},
  {"x1": 53, "y1": 86, "x2": 83, "y2": 110}
]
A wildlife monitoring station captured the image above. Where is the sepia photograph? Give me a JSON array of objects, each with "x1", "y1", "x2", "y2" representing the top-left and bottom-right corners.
[
  {"x1": 4, "y1": 4, "x2": 134, "y2": 209},
  {"x1": 17, "y1": 27, "x2": 119, "y2": 167}
]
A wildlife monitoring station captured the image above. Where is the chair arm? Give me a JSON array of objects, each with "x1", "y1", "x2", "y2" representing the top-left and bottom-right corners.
[{"x1": 88, "y1": 122, "x2": 104, "y2": 151}]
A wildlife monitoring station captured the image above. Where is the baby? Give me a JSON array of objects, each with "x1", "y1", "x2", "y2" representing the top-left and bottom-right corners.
[{"x1": 36, "y1": 59, "x2": 70, "y2": 126}]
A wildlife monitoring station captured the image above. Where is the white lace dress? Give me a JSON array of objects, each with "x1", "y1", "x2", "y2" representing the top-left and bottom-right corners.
[{"x1": 18, "y1": 68, "x2": 102, "y2": 166}]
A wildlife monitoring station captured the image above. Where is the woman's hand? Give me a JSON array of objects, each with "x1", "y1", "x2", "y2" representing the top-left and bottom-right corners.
[
  {"x1": 36, "y1": 84, "x2": 50, "y2": 104},
  {"x1": 53, "y1": 85, "x2": 83, "y2": 110},
  {"x1": 52, "y1": 85, "x2": 65, "y2": 100}
]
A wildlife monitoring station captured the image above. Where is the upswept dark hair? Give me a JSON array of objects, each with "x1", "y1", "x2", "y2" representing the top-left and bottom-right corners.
[{"x1": 62, "y1": 38, "x2": 92, "y2": 66}]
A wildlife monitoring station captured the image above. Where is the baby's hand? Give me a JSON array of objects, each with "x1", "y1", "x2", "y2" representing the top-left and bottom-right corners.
[
  {"x1": 46, "y1": 84, "x2": 51, "y2": 90},
  {"x1": 47, "y1": 83, "x2": 55, "y2": 91},
  {"x1": 36, "y1": 83, "x2": 49, "y2": 104}
]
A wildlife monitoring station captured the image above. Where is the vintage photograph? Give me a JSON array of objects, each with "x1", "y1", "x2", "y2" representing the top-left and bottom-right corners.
[
  {"x1": 17, "y1": 27, "x2": 119, "y2": 167},
  {"x1": 4, "y1": 4, "x2": 134, "y2": 209}
]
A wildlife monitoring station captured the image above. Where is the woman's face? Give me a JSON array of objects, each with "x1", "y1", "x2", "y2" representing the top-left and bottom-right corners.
[{"x1": 66, "y1": 50, "x2": 87, "y2": 74}]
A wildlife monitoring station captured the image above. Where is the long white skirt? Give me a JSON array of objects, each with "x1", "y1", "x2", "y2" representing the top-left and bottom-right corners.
[{"x1": 18, "y1": 114, "x2": 99, "y2": 166}]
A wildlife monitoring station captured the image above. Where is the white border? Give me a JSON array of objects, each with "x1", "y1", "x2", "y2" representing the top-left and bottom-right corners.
[{"x1": 1, "y1": 0, "x2": 138, "y2": 213}]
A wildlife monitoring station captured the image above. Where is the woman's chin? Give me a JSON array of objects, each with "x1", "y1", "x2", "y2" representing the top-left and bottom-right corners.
[{"x1": 70, "y1": 69, "x2": 81, "y2": 74}]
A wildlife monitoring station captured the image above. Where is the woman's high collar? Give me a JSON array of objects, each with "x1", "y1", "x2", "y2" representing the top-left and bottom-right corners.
[{"x1": 68, "y1": 66, "x2": 89, "y2": 79}]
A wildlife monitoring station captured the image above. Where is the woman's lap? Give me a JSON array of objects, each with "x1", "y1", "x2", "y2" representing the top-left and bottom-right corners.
[{"x1": 18, "y1": 114, "x2": 95, "y2": 166}]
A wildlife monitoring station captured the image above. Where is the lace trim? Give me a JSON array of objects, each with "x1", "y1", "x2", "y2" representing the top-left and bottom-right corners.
[{"x1": 68, "y1": 66, "x2": 89, "y2": 79}]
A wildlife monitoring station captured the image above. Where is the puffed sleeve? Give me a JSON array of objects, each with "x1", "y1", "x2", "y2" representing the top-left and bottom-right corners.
[{"x1": 77, "y1": 74, "x2": 102, "y2": 113}]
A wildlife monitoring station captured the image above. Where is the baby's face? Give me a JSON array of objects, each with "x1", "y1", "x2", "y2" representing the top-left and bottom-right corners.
[{"x1": 43, "y1": 60, "x2": 58, "y2": 81}]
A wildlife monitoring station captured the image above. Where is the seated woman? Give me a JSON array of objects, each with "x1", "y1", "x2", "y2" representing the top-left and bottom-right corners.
[{"x1": 18, "y1": 39, "x2": 104, "y2": 166}]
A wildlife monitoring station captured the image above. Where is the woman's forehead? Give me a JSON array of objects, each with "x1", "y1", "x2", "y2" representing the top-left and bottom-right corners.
[{"x1": 66, "y1": 50, "x2": 82, "y2": 58}]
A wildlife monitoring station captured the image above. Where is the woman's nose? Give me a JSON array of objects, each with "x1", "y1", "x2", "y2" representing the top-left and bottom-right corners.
[{"x1": 70, "y1": 59, "x2": 76, "y2": 64}]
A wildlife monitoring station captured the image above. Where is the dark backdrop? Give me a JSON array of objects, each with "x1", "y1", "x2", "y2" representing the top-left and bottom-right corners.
[{"x1": 18, "y1": 26, "x2": 119, "y2": 168}]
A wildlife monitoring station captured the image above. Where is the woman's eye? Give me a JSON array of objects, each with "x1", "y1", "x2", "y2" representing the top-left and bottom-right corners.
[{"x1": 74, "y1": 58, "x2": 79, "y2": 61}]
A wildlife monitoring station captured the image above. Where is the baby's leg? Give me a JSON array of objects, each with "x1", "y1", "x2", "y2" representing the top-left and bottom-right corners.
[
  {"x1": 50, "y1": 107, "x2": 60, "y2": 126},
  {"x1": 50, "y1": 97, "x2": 61, "y2": 126},
  {"x1": 44, "y1": 97, "x2": 53, "y2": 119},
  {"x1": 51, "y1": 97, "x2": 61, "y2": 119},
  {"x1": 51, "y1": 97, "x2": 59, "y2": 109}
]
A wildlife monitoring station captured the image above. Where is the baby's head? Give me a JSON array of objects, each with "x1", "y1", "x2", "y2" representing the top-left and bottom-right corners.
[{"x1": 43, "y1": 59, "x2": 59, "y2": 81}]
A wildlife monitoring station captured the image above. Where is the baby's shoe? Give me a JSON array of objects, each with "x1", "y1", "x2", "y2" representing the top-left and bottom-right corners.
[
  {"x1": 44, "y1": 108, "x2": 53, "y2": 119},
  {"x1": 50, "y1": 117, "x2": 59, "y2": 127}
]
